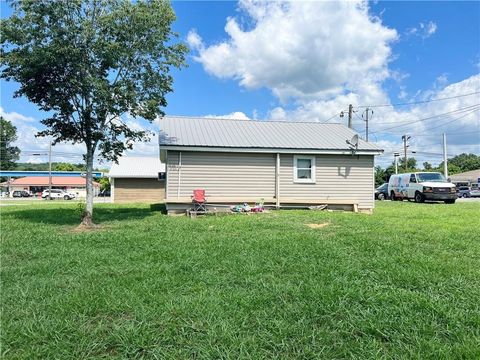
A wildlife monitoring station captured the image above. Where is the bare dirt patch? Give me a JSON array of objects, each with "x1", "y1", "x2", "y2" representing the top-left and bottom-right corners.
[
  {"x1": 68, "y1": 223, "x2": 107, "y2": 233},
  {"x1": 305, "y1": 222, "x2": 330, "y2": 229}
]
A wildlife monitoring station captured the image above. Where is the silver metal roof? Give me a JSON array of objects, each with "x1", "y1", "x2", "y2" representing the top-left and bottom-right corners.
[
  {"x1": 108, "y1": 156, "x2": 165, "y2": 178},
  {"x1": 159, "y1": 116, "x2": 382, "y2": 152}
]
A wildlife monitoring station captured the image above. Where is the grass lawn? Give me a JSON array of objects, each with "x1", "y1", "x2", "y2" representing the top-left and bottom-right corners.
[{"x1": 1, "y1": 201, "x2": 479, "y2": 359}]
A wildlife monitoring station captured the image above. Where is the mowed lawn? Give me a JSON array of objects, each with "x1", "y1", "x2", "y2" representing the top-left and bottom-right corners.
[{"x1": 1, "y1": 201, "x2": 479, "y2": 359}]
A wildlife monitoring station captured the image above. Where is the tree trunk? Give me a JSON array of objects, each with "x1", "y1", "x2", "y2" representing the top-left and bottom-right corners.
[{"x1": 81, "y1": 146, "x2": 94, "y2": 226}]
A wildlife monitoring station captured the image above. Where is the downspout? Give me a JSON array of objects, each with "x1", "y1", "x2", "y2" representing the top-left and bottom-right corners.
[
  {"x1": 275, "y1": 153, "x2": 280, "y2": 209},
  {"x1": 111, "y1": 178, "x2": 115, "y2": 203},
  {"x1": 177, "y1": 151, "x2": 182, "y2": 198},
  {"x1": 164, "y1": 150, "x2": 168, "y2": 202}
]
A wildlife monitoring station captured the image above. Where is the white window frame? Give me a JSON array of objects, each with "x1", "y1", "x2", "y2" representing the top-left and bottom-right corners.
[{"x1": 293, "y1": 155, "x2": 316, "y2": 183}]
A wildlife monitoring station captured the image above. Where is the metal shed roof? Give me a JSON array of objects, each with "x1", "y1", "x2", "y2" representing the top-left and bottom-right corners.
[
  {"x1": 159, "y1": 116, "x2": 382, "y2": 153},
  {"x1": 108, "y1": 156, "x2": 165, "y2": 178}
]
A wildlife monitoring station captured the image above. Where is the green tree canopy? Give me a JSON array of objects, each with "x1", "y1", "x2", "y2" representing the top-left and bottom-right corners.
[
  {"x1": 1, "y1": 0, "x2": 187, "y2": 225},
  {"x1": 437, "y1": 153, "x2": 480, "y2": 174},
  {"x1": 54, "y1": 162, "x2": 77, "y2": 171},
  {"x1": 374, "y1": 165, "x2": 386, "y2": 186},
  {"x1": 97, "y1": 177, "x2": 110, "y2": 192},
  {"x1": 0, "y1": 116, "x2": 20, "y2": 170},
  {"x1": 423, "y1": 162, "x2": 433, "y2": 171}
]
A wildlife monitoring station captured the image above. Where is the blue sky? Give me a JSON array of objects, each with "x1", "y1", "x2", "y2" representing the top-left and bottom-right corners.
[{"x1": 1, "y1": 1, "x2": 479, "y2": 166}]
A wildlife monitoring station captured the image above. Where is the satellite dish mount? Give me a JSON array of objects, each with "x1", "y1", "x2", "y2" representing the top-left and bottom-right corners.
[{"x1": 346, "y1": 134, "x2": 359, "y2": 155}]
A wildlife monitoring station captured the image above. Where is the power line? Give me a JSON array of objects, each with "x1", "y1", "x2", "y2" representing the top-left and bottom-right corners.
[
  {"x1": 370, "y1": 105, "x2": 479, "y2": 135},
  {"x1": 373, "y1": 108, "x2": 479, "y2": 136},
  {"x1": 357, "y1": 91, "x2": 480, "y2": 108},
  {"x1": 322, "y1": 112, "x2": 343, "y2": 123},
  {"x1": 419, "y1": 109, "x2": 479, "y2": 133},
  {"x1": 412, "y1": 130, "x2": 480, "y2": 137},
  {"x1": 371, "y1": 103, "x2": 479, "y2": 126}
]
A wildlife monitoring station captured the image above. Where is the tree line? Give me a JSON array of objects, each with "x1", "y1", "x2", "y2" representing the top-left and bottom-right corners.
[{"x1": 375, "y1": 153, "x2": 480, "y2": 186}]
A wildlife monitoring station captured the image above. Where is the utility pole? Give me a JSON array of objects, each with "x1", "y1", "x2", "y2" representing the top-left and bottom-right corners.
[
  {"x1": 364, "y1": 108, "x2": 372, "y2": 142},
  {"x1": 48, "y1": 141, "x2": 52, "y2": 200},
  {"x1": 348, "y1": 104, "x2": 353, "y2": 129},
  {"x1": 365, "y1": 108, "x2": 369, "y2": 141},
  {"x1": 394, "y1": 152, "x2": 399, "y2": 174},
  {"x1": 443, "y1": 133, "x2": 448, "y2": 179},
  {"x1": 401, "y1": 135, "x2": 410, "y2": 172}
]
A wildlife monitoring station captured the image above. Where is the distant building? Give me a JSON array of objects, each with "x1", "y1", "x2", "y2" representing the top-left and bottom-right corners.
[
  {"x1": 450, "y1": 169, "x2": 480, "y2": 187},
  {"x1": 108, "y1": 156, "x2": 165, "y2": 203},
  {"x1": 1, "y1": 176, "x2": 100, "y2": 197}
]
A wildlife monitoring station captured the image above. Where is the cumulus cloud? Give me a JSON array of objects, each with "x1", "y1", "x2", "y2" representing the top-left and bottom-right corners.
[
  {"x1": 0, "y1": 106, "x2": 35, "y2": 122},
  {"x1": 204, "y1": 111, "x2": 250, "y2": 120},
  {"x1": 372, "y1": 74, "x2": 480, "y2": 166},
  {"x1": 190, "y1": 0, "x2": 397, "y2": 102},
  {"x1": 188, "y1": 1, "x2": 477, "y2": 163}
]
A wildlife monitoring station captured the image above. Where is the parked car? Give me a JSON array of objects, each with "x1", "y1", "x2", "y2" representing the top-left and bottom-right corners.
[
  {"x1": 456, "y1": 186, "x2": 471, "y2": 198},
  {"x1": 12, "y1": 190, "x2": 30, "y2": 198},
  {"x1": 388, "y1": 172, "x2": 457, "y2": 204},
  {"x1": 375, "y1": 183, "x2": 389, "y2": 200},
  {"x1": 98, "y1": 189, "x2": 111, "y2": 197},
  {"x1": 42, "y1": 189, "x2": 75, "y2": 200},
  {"x1": 469, "y1": 189, "x2": 480, "y2": 198}
]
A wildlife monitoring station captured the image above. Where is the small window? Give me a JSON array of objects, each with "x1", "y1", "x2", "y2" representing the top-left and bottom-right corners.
[
  {"x1": 294, "y1": 156, "x2": 316, "y2": 183},
  {"x1": 410, "y1": 174, "x2": 417, "y2": 183}
]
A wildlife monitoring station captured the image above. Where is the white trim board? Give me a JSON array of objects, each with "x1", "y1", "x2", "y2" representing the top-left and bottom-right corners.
[{"x1": 159, "y1": 146, "x2": 383, "y2": 156}]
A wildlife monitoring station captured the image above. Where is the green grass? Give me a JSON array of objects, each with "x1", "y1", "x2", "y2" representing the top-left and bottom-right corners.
[{"x1": 1, "y1": 202, "x2": 479, "y2": 359}]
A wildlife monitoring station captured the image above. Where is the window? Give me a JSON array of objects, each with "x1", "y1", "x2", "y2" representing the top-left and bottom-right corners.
[
  {"x1": 416, "y1": 172, "x2": 446, "y2": 183},
  {"x1": 409, "y1": 174, "x2": 417, "y2": 183},
  {"x1": 294, "y1": 156, "x2": 316, "y2": 183}
]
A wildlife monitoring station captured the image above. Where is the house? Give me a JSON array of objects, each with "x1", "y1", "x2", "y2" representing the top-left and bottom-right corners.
[
  {"x1": 108, "y1": 156, "x2": 165, "y2": 203},
  {"x1": 159, "y1": 116, "x2": 383, "y2": 213},
  {"x1": 2, "y1": 176, "x2": 100, "y2": 197}
]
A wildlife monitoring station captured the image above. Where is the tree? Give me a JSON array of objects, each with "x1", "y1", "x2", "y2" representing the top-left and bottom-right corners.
[
  {"x1": 436, "y1": 161, "x2": 462, "y2": 176},
  {"x1": 398, "y1": 157, "x2": 417, "y2": 173},
  {"x1": 0, "y1": 116, "x2": 20, "y2": 170},
  {"x1": 374, "y1": 165, "x2": 386, "y2": 186},
  {"x1": 423, "y1": 162, "x2": 433, "y2": 171},
  {"x1": 97, "y1": 177, "x2": 110, "y2": 192},
  {"x1": 54, "y1": 162, "x2": 76, "y2": 171},
  {"x1": 1, "y1": 0, "x2": 187, "y2": 226},
  {"x1": 437, "y1": 153, "x2": 480, "y2": 174}
]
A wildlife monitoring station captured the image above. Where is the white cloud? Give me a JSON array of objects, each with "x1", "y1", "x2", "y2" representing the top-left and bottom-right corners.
[
  {"x1": 190, "y1": 0, "x2": 397, "y2": 102},
  {"x1": 0, "y1": 106, "x2": 35, "y2": 122},
  {"x1": 204, "y1": 111, "x2": 250, "y2": 120},
  {"x1": 190, "y1": 1, "x2": 477, "y2": 160},
  {"x1": 187, "y1": 29, "x2": 204, "y2": 51},
  {"x1": 406, "y1": 20, "x2": 437, "y2": 39},
  {"x1": 424, "y1": 21, "x2": 437, "y2": 37}
]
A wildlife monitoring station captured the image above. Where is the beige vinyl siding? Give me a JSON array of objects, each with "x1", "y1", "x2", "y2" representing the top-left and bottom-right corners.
[
  {"x1": 280, "y1": 154, "x2": 374, "y2": 209},
  {"x1": 166, "y1": 151, "x2": 275, "y2": 199},
  {"x1": 114, "y1": 178, "x2": 165, "y2": 203},
  {"x1": 166, "y1": 151, "x2": 374, "y2": 209}
]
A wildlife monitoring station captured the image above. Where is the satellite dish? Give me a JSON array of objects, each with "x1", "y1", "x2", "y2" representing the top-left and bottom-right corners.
[
  {"x1": 350, "y1": 134, "x2": 359, "y2": 146},
  {"x1": 346, "y1": 134, "x2": 359, "y2": 154}
]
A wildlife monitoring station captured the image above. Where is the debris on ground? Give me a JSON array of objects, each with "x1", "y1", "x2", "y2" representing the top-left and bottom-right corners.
[
  {"x1": 308, "y1": 205, "x2": 327, "y2": 211},
  {"x1": 305, "y1": 222, "x2": 330, "y2": 229}
]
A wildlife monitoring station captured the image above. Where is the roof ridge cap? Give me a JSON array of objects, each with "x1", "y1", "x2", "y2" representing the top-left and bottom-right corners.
[{"x1": 163, "y1": 115, "x2": 345, "y2": 126}]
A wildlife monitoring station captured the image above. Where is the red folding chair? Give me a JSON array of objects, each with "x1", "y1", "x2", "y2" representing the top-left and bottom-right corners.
[{"x1": 192, "y1": 189, "x2": 207, "y2": 214}]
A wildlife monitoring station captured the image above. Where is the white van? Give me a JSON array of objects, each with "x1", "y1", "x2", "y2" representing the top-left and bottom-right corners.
[
  {"x1": 42, "y1": 189, "x2": 76, "y2": 200},
  {"x1": 388, "y1": 172, "x2": 457, "y2": 204}
]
